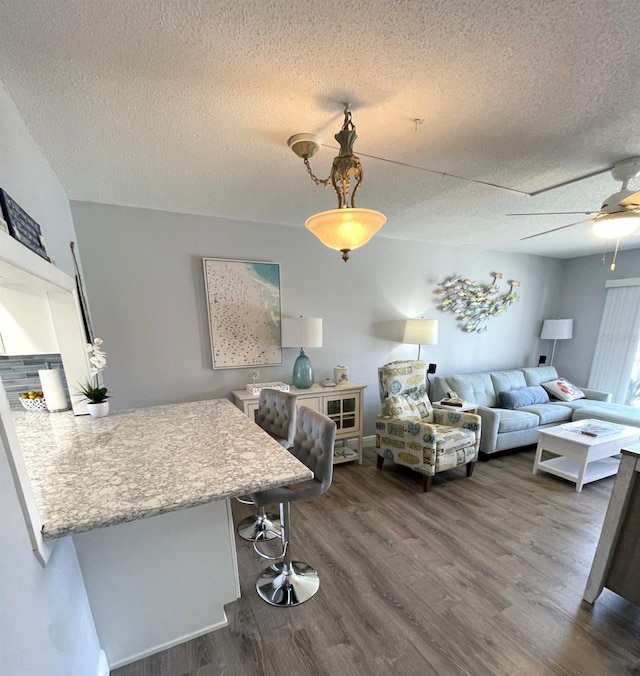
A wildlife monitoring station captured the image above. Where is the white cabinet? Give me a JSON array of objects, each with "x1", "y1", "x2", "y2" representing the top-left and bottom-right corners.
[{"x1": 232, "y1": 382, "x2": 366, "y2": 464}]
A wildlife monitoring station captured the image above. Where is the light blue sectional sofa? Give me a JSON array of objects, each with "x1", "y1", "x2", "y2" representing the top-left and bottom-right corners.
[{"x1": 431, "y1": 365, "x2": 639, "y2": 456}]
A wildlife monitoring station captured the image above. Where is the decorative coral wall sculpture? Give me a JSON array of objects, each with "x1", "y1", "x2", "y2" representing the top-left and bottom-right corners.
[{"x1": 435, "y1": 272, "x2": 520, "y2": 333}]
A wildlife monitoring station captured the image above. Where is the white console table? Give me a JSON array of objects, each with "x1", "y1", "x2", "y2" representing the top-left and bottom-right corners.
[{"x1": 232, "y1": 382, "x2": 366, "y2": 464}]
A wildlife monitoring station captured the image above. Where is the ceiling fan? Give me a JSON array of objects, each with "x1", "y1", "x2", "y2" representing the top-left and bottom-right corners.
[{"x1": 510, "y1": 157, "x2": 640, "y2": 243}]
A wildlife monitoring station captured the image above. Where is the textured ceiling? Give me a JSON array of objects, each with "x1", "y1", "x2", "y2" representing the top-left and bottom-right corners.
[{"x1": 1, "y1": 0, "x2": 640, "y2": 259}]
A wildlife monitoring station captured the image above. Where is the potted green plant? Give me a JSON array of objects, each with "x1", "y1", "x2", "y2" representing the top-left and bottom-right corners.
[{"x1": 76, "y1": 338, "x2": 110, "y2": 417}]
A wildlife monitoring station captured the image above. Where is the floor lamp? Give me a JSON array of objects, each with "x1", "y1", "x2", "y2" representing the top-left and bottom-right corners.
[
  {"x1": 540, "y1": 319, "x2": 573, "y2": 366},
  {"x1": 403, "y1": 319, "x2": 438, "y2": 360}
]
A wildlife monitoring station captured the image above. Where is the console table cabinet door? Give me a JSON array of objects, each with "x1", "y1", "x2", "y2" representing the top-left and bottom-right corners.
[{"x1": 232, "y1": 384, "x2": 365, "y2": 465}]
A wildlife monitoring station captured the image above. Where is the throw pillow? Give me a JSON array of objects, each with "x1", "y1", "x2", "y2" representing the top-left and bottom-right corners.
[
  {"x1": 541, "y1": 378, "x2": 585, "y2": 402},
  {"x1": 499, "y1": 386, "x2": 550, "y2": 409}
]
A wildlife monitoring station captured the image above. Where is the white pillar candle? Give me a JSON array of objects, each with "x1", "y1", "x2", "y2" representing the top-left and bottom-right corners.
[{"x1": 38, "y1": 368, "x2": 70, "y2": 412}]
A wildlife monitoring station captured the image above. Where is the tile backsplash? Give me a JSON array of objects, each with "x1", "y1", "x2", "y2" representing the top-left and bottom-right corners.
[{"x1": 0, "y1": 354, "x2": 70, "y2": 410}]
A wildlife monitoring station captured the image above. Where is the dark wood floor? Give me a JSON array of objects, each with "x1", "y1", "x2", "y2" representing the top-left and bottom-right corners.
[{"x1": 112, "y1": 447, "x2": 640, "y2": 676}]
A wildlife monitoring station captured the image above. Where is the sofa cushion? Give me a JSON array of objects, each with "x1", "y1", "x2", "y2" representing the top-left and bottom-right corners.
[
  {"x1": 519, "y1": 403, "x2": 572, "y2": 425},
  {"x1": 521, "y1": 366, "x2": 559, "y2": 386},
  {"x1": 542, "y1": 378, "x2": 585, "y2": 402},
  {"x1": 491, "y1": 370, "x2": 527, "y2": 395},
  {"x1": 495, "y1": 409, "x2": 540, "y2": 434},
  {"x1": 572, "y1": 404, "x2": 640, "y2": 427},
  {"x1": 448, "y1": 373, "x2": 496, "y2": 407},
  {"x1": 499, "y1": 385, "x2": 549, "y2": 409},
  {"x1": 552, "y1": 399, "x2": 600, "y2": 411}
]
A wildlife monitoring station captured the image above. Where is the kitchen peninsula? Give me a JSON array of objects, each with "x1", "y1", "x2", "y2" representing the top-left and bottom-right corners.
[{"x1": 14, "y1": 398, "x2": 312, "y2": 668}]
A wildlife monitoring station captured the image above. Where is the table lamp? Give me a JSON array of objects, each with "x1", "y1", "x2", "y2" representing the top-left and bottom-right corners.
[
  {"x1": 281, "y1": 317, "x2": 323, "y2": 389},
  {"x1": 540, "y1": 318, "x2": 573, "y2": 366}
]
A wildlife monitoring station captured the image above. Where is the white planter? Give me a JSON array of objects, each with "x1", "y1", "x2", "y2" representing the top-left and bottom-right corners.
[{"x1": 86, "y1": 401, "x2": 110, "y2": 418}]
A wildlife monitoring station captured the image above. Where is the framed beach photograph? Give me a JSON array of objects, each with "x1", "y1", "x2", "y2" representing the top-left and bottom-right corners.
[{"x1": 203, "y1": 258, "x2": 283, "y2": 369}]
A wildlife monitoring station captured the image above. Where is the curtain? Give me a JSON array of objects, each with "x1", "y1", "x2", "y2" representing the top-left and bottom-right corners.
[{"x1": 588, "y1": 281, "x2": 640, "y2": 404}]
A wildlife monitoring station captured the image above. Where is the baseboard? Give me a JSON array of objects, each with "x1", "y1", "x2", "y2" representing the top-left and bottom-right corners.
[
  {"x1": 96, "y1": 650, "x2": 109, "y2": 676},
  {"x1": 108, "y1": 617, "x2": 229, "y2": 670}
]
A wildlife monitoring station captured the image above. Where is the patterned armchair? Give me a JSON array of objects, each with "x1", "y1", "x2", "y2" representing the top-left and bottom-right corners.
[{"x1": 375, "y1": 360, "x2": 481, "y2": 492}]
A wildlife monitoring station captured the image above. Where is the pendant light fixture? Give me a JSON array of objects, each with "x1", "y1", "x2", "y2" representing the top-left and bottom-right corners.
[{"x1": 288, "y1": 106, "x2": 386, "y2": 262}]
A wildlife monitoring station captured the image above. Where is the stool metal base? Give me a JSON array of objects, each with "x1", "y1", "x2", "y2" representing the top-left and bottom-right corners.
[
  {"x1": 237, "y1": 513, "x2": 281, "y2": 542},
  {"x1": 256, "y1": 561, "x2": 320, "y2": 606}
]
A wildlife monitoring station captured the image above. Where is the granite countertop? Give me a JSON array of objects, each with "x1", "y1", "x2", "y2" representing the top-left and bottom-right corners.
[{"x1": 14, "y1": 398, "x2": 312, "y2": 539}]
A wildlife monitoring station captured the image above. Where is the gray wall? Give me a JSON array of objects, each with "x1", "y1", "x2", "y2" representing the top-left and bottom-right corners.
[
  {"x1": 72, "y1": 201, "x2": 564, "y2": 434},
  {"x1": 552, "y1": 248, "x2": 640, "y2": 386}
]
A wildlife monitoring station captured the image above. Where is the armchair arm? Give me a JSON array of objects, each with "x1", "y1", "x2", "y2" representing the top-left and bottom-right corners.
[
  {"x1": 432, "y1": 409, "x2": 482, "y2": 460},
  {"x1": 432, "y1": 409, "x2": 481, "y2": 436}
]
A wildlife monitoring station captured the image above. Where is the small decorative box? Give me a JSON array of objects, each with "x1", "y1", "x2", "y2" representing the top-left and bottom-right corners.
[{"x1": 246, "y1": 381, "x2": 290, "y2": 395}]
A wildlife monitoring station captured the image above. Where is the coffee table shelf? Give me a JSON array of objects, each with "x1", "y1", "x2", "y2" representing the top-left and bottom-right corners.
[{"x1": 535, "y1": 455, "x2": 620, "y2": 486}]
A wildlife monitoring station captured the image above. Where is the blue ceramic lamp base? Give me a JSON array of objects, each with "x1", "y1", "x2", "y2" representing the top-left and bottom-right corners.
[{"x1": 292, "y1": 348, "x2": 314, "y2": 389}]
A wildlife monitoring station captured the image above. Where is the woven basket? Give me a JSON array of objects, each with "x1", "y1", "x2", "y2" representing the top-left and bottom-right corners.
[{"x1": 19, "y1": 397, "x2": 48, "y2": 411}]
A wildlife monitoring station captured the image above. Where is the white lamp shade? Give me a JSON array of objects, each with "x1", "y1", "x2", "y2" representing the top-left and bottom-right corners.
[
  {"x1": 403, "y1": 319, "x2": 439, "y2": 346},
  {"x1": 281, "y1": 317, "x2": 323, "y2": 348},
  {"x1": 540, "y1": 318, "x2": 573, "y2": 340}
]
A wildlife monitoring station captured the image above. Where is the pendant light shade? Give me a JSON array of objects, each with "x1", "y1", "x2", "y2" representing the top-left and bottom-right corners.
[{"x1": 305, "y1": 208, "x2": 386, "y2": 261}]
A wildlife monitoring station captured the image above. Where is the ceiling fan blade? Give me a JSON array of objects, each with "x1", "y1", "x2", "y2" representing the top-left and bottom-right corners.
[
  {"x1": 506, "y1": 211, "x2": 595, "y2": 216},
  {"x1": 520, "y1": 217, "x2": 595, "y2": 241},
  {"x1": 618, "y1": 190, "x2": 640, "y2": 207}
]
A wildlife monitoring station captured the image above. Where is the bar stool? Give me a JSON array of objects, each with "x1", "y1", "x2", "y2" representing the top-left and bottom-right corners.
[
  {"x1": 251, "y1": 405, "x2": 336, "y2": 606},
  {"x1": 237, "y1": 389, "x2": 298, "y2": 542}
]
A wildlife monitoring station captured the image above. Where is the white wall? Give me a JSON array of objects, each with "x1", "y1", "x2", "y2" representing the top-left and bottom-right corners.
[
  {"x1": 0, "y1": 81, "x2": 102, "y2": 676},
  {"x1": 71, "y1": 201, "x2": 564, "y2": 433}
]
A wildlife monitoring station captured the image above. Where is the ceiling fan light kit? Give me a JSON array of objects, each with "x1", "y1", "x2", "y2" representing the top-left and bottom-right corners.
[
  {"x1": 591, "y1": 212, "x2": 640, "y2": 239},
  {"x1": 288, "y1": 106, "x2": 386, "y2": 261},
  {"x1": 514, "y1": 157, "x2": 640, "y2": 246}
]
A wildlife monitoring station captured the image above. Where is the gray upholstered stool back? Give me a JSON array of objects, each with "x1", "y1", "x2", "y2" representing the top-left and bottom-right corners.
[
  {"x1": 290, "y1": 406, "x2": 335, "y2": 496},
  {"x1": 256, "y1": 389, "x2": 298, "y2": 448},
  {"x1": 251, "y1": 406, "x2": 336, "y2": 506}
]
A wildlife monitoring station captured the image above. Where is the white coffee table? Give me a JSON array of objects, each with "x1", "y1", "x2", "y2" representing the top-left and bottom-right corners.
[{"x1": 533, "y1": 420, "x2": 640, "y2": 492}]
